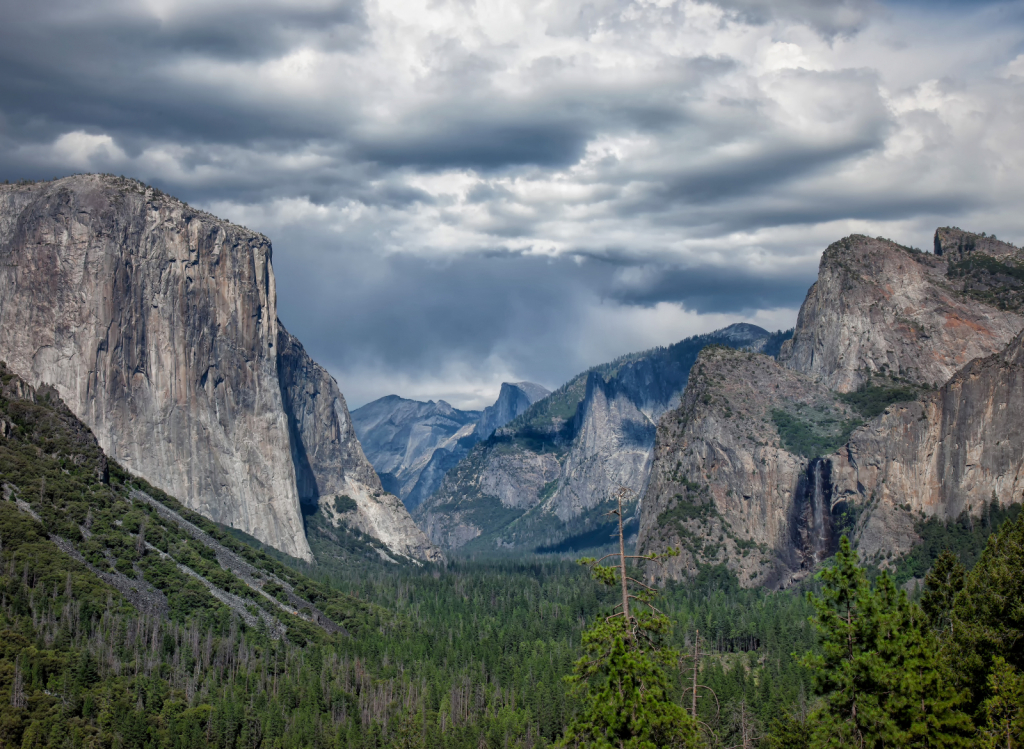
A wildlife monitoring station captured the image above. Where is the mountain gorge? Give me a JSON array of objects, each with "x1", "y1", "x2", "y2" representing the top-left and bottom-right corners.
[
  {"x1": 414, "y1": 324, "x2": 786, "y2": 554},
  {"x1": 639, "y1": 230, "x2": 1024, "y2": 588},
  {"x1": 0, "y1": 175, "x2": 438, "y2": 565}
]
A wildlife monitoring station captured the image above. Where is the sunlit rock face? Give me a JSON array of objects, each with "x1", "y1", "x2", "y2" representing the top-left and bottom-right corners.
[
  {"x1": 0, "y1": 175, "x2": 439, "y2": 563},
  {"x1": 828, "y1": 328, "x2": 1024, "y2": 565},
  {"x1": 636, "y1": 347, "x2": 853, "y2": 589},
  {"x1": 779, "y1": 233, "x2": 1024, "y2": 392}
]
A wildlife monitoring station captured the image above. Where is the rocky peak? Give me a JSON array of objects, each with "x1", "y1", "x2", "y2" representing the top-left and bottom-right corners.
[
  {"x1": 779, "y1": 233, "x2": 1023, "y2": 392},
  {"x1": 934, "y1": 227, "x2": 1021, "y2": 262},
  {"x1": 351, "y1": 395, "x2": 482, "y2": 503},
  {"x1": 476, "y1": 381, "x2": 551, "y2": 440}
]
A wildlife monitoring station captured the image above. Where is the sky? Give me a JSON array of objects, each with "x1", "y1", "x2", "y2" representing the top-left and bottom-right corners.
[{"x1": 1, "y1": 0, "x2": 1023, "y2": 409}]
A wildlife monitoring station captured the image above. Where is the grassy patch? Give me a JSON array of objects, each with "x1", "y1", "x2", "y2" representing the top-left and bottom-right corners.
[
  {"x1": 839, "y1": 384, "x2": 923, "y2": 419},
  {"x1": 771, "y1": 407, "x2": 862, "y2": 459}
]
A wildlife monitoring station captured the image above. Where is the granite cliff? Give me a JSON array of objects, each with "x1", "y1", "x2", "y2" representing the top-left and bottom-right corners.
[
  {"x1": 415, "y1": 323, "x2": 779, "y2": 554},
  {"x1": 636, "y1": 346, "x2": 858, "y2": 588},
  {"x1": 0, "y1": 175, "x2": 438, "y2": 563},
  {"x1": 828, "y1": 327, "x2": 1024, "y2": 565},
  {"x1": 351, "y1": 396, "x2": 482, "y2": 502},
  {"x1": 640, "y1": 230, "x2": 1024, "y2": 588},
  {"x1": 779, "y1": 233, "x2": 1023, "y2": 391}
]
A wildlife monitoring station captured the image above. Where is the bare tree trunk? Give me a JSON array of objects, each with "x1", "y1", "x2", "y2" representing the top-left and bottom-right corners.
[{"x1": 616, "y1": 489, "x2": 630, "y2": 628}]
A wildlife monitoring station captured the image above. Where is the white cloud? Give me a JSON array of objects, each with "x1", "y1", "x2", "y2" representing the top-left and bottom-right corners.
[{"x1": 3, "y1": 0, "x2": 1024, "y2": 404}]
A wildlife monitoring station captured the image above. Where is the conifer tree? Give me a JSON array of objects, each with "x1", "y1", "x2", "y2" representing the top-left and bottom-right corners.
[
  {"x1": 805, "y1": 536, "x2": 973, "y2": 747},
  {"x1": 558, "y1": 489, "x2": 698, "y2": 749},
  {"x1": 922, "y1": 550, "x2": 966, "y2": 636},
  {"x1": 980, "y1": 657, "x2": 1024, "y2": 748}
]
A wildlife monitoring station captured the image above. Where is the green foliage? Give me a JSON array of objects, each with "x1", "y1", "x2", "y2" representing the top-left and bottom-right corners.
[
  {"x1": 893, "y1": 500, "x2": 1022, "y2": 585},
  {"x1": 771, "y1": 408, "x2": 862, "y2": 459},
  {"x1": 562, "y1": 535, "x2": 697, "y2": 749},
  {"x1": 948, "y1": 253, "x2": 1024, "y2": 311},
  {"x1": 839, "y1": 383, "x2": 924, "y2": 419},
  {"x1": 760, "y1": 328, "x2": 795, "y2": 359},
  {"x1": 949, "y1": 511, "x2": 1024, "y2": 716},
  {"x1": 560, "y1": 616, "x2": 698, "y2": 749},
  {"x1": 804, "y1": 537, "x2": 974, "y2": 747},
  {"x1": 334, "y1": 494, "x2": 358, "y2": 514}
]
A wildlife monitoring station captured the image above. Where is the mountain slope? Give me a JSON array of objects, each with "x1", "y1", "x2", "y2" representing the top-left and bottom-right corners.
[
  {"x1": 351, "y1": 396, "x2": 481, "y2": 498},
  {"x1": 0, "y1": 175, "x2": 437, "y2": 563},
  {"x1": 414, "y1": 323, "x2": 777, "y2": 554},
  {"x1": 0, "y1": 361, "x2": 384, "y2": 640}
]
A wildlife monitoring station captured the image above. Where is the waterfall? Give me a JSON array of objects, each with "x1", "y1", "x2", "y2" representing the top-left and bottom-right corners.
[
  {"x1": 793, "y1": 457, "x2": 834, "y2": 567},
  {"x1": 808, "y1": 458, "x2": 831, "y2": 563}
]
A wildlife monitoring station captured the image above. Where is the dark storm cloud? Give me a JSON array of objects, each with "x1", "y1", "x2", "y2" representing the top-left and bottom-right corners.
[
  {"x1": 357, "y1": 118, "x2": 593, "y2": 170},
  {"x1": 604, "y1": 263, "x2": 813, "y2": 313},
  {"x1": 0, "y1": 0, "x2": 1021, "y2": 404},
  {"x1": 701, "y1": 0, "x2": 878, "y2": 37},
  {"x1": 271, "y1": 237, "x2": 811, "y2": 385},
  {"x1": 0, "y1": 0, "x2": 366, "y2": 149}
]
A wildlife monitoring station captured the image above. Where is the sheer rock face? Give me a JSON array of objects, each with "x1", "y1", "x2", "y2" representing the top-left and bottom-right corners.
[
  {"x1": 0, "y1": 175, "x2": 439, "y2": 563},
  {"x1": 828, "y1": 329, "x2": 1024, "y2": 564},
  {"x1": 778, "y1": 234, "x2": 1023, "y2": 392},
  {"x1": 0, "y1": 176, "x2": 310, "y2": 561},
  {"x1": 475, "y1": 382, "x2": 551, "y2": 440},
  {"x1": 637, "y1": 347, "x2": 853, "y2": 589},
  {"x1": 276, "y1": 327, "x2": 442, "y2": 562},
  {"x1": 640, "y1": 231, "x2": 1024, "y2": 589},
  {"x1": 546, "y1": 372, "x2": 656, "y2": 523}
]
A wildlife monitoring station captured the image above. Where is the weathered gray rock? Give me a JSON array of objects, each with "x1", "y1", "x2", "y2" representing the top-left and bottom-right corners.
[
  {"x1": 636, "y1": 347, "x2": 853, "y2": 588},
  {"x1": 352, "y1": 381, "x2": 549, "y2": 510},
  {"x1": 0, "y1": 175, "x2": 439, "y2": 563},
  {"x1": 779, "y1": 234, "x2": 1023, "y2": 392},
  {"x1": 351, "y1": 395, "x2": 482, "y2": 504},
  {"x1": 828, "y1": 328, "x2": 1024, "y2": 565},
  {"x1": 277, "y1": 327, "x2": 442, "y2": 562},
  {"x1": 640, "y1": 230, "x2": 1024, "y2": 589},
  {"x1": 476, "y1": 382, "x2": 551, "y2": 440}
]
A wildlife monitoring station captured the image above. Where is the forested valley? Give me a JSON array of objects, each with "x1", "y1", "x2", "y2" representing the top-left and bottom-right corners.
[{"x1": 2, "y1": 362, "x2": 1024, "y2": 748}]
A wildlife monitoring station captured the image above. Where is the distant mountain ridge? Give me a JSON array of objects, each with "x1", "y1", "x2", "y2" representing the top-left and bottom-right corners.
[
  {"x1": 414, "y1": 322, "x2": 783, "y2": 554},
  {"x1": 352, "y1": 381, "x2": 550, "y2": 510}
]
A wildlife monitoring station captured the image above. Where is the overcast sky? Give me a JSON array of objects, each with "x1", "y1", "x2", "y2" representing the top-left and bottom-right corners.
[{"x1": 2, "y1": 0, "x2": 1023, "y2": 408}]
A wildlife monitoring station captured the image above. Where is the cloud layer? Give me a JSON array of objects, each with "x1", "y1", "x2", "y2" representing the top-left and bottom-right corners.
[{"x1": 2, "y1": 0, "x2": 1023, "y2": 407}]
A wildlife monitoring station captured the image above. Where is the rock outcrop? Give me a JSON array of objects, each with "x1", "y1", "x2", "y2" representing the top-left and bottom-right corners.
[
  {"x1": 779, "y1": 234, "x2": 1023, "y2": 392},
  {"x1": 475, "y1": 382, "x2": 551, "y2": 440},
  {"x1": 415, "y1": 324, "x2": 775, "y2": 553},
  {"x1": 640, "y1": 230, "x2": 1024, "y2": 588},
  {"x1": 828, "y1": 328, "x2": 1024, "y2": 564},
  {"x1": 276, "y1": 327, "x2": 441, "y2": 562},
  {"x1": 0, "y1": 175, "x2": 438, "y2": 563},
  {"x1": 636, "y1": 346, "x2": 856, "y2": 588}
]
